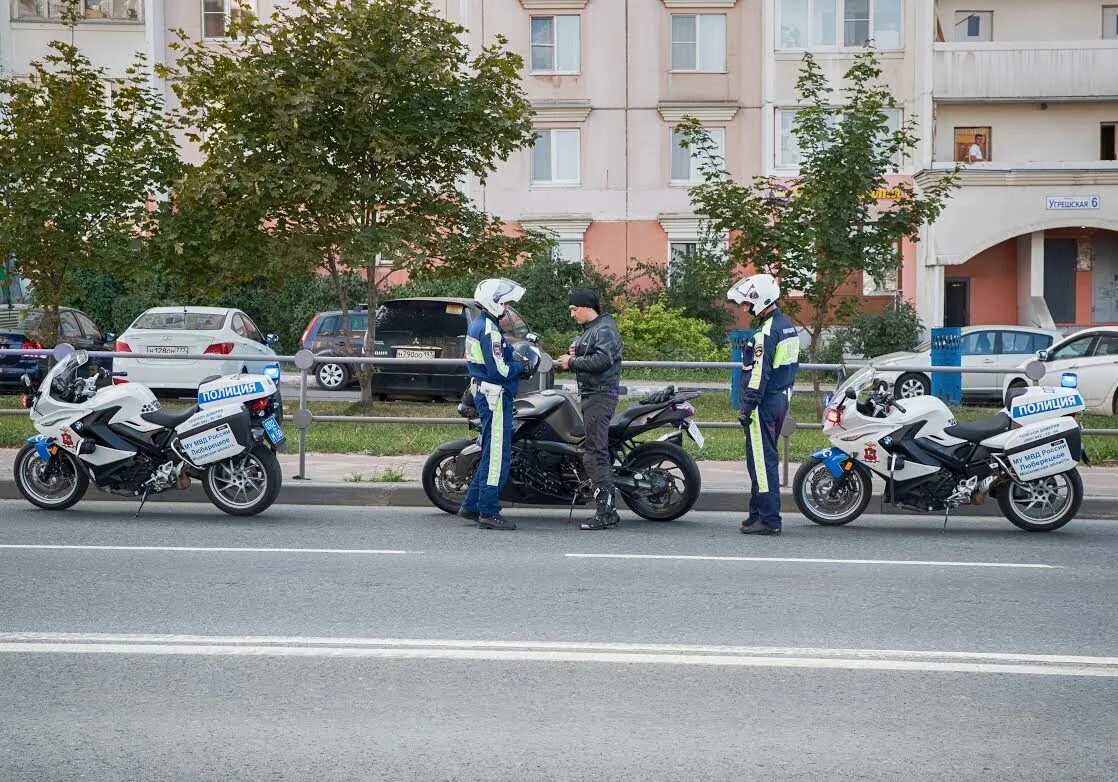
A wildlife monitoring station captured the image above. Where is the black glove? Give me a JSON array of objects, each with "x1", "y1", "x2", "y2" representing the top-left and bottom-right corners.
[{"x1": 737, "y1": 409, "x2": 754, "y2": 429}]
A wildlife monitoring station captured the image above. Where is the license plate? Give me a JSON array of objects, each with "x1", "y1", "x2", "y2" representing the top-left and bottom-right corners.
[
  {"x1": 686, "y1": 421, "x2": 705, "y2": 449},
  {"x1": 396, "y1": 348, "x2": 436, "y2": 359},
  {"x1": 147, "y1": 346, "x2": 189, "y2": 355},
  {"x1": 262, "y1": 415, "x2": 286, "y2": 446}
]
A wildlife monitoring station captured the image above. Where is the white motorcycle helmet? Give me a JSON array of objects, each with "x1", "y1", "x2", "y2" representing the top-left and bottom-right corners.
[
  {"x1": 474, "y1": 278, "x2": 526, "y2": 319},
  {"x1": 727, "y1": 274, "x2": 781, "y2": 316}
]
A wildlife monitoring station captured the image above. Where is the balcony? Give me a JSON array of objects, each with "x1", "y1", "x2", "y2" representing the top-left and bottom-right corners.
[{"x1": 934, "y1": 41, "x2": 1118, "y2": 102}]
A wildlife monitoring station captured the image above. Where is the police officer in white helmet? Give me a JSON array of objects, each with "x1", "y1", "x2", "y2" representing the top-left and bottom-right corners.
[
  {"x1": 458, "y1": 278, "x2": 526, "y2": 531},
  {"x1": 728, "y1": 273, "x2": 800, "y2": 535}
]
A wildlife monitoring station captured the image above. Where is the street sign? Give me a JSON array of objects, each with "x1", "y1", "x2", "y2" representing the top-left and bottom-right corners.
[{"x1": 1046, "y1": 195, "x2": 1100, "y2": 210}]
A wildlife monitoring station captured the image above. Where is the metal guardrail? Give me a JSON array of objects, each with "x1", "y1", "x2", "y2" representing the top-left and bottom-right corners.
[{"x1": 0, "y1": 346, "x2": 1096, "y2": 490}]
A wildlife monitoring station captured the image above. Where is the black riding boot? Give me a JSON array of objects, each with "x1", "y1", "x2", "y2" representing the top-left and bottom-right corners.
[{"x1": 580, "y1": 487, "x2": 620, "y2": 531}]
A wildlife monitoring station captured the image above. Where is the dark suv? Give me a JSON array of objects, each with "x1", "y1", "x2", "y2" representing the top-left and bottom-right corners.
[
  {"x1": 300, "y1": 297, "x2": 534, "y2": 398},
  {"x1": 0, "y1": 305, "x2": 115, "y2": 390}
]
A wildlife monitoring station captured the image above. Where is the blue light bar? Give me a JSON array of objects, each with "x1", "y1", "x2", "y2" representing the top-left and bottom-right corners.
[
  {"x1": 1061, "y1": 372, "x2": 1078, "y2": 389},
  {"x1": 264, "y1": 363, "x2": 281, "y2": 381}
]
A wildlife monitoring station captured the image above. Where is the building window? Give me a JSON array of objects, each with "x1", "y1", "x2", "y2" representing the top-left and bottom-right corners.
[
  {"x1": 863, "y1": 241, "x2": 901, "y2": 295},
  {"x1": 1103, "y1": 123, "x2": 1117, "y2": 161},
  {"x1": 552, "y1": 240, "x2": 584, "y2": 264},
  {"x1": 15, "y1": 0, "x2": 142, "y2": 20},
  {"x1": 531, "y1": 128, "x2": 580, "y2": 185},
  {"x1": 670, "y1": 127, "x2": 725, "y2": 185},
  {"x1": 1105, "y1": 7, "x2": 1118, "y2": 39},
  {"x1": 530, "y1": 15, "x2": 580, "y2": 74},
  {"x1": 778, "y1": 0, "x2": 901, "y2": 50},
  {"x1": 203, "y1": 0, "x2": 255, "y2": 40},
  {"x1": 668, "y1": 241, "x2": 698, "y2": 281},
  {"x1": 670, "y1": 14, "x2": 727, "y2": 72},
  {"x1": 954, "y1": 127, "x2": 991, "y2": 162},
  {"x1": 952, "y1": 11, "x2": 993, "y2": 42},
  {"x1": 776, "y1": 108, "x2": 899, "y2": 169}
]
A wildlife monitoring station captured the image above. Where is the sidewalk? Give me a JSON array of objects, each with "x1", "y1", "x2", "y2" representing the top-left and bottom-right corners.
[{"x1": 2, "y1": 448, "x2": 1117, "y2": 517}]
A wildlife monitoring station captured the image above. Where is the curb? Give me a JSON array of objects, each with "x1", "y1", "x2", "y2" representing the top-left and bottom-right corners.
[{"x1": 2, "y1": 479, "x2": 1114, "y2": 519}]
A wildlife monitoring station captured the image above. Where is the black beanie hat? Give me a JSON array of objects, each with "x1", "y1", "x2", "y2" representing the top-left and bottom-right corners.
[{"x1": 568, "y1": 288, "x2": 601, "y2": 312}]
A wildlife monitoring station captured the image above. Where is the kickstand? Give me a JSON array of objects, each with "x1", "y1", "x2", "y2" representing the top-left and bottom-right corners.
[
  {"x1": 134, "y1": 490, "x2": 150, "y2": 518},
  {"x1": 941, "y1": 505, "x2": 951, "y2": 534}
]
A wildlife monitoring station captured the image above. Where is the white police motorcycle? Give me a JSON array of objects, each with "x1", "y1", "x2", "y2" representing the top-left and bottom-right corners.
[
  {"x1": 794, "y1": 366, "x2": 1088, "y2": 532},
  {"x1": 15, "y1": 349, "x2": 286, "y2": 516}
]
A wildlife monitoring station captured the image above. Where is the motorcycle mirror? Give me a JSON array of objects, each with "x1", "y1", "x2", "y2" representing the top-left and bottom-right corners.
[
  {"x1": 526, "y1": 332, "x2": 540, "y2": 345},
  {"x1": 20, "y1": 374, "x2": 31, "y2": 389},
  {"x1": 845, "y1": 387, "x2": 857, "y2": 400}
]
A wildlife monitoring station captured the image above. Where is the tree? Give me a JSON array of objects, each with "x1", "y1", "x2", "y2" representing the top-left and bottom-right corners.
[
  {"x1": 679, "y1": 49, "x2": 959, "y2": 404},
  {"x1": 636, "y1": 222, "x2": 739, "y2": 343},
  {"x1": 160, "y1": 0, "x2": 548, "y2": 403},
  {"x1": 0, "y1": 6, "x2": 181, "y2": 345}
]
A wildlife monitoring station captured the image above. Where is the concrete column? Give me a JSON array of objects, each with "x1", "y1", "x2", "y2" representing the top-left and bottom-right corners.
[
  {"x1": 1017, "y1": 231, "x2": 1055, "y2": 329},
  {"x1": 917, "y1": 243, "x2": 945, "y2": 330}
]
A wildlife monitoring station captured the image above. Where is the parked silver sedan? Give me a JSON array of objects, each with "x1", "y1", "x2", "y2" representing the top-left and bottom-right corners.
[{"x1": 872, "y1": 325, "x2": 1061, "y2": 402}]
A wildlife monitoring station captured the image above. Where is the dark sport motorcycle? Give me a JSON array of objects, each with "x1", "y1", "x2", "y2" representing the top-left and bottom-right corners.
[{"x1": 422, "y1": 347, "x2": 704, "y2": 521}]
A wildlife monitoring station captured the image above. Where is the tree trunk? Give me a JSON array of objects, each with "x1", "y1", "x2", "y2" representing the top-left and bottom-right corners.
[
  {"x1": 808, "y1": 311, "x2": 830, "y2": 418},
  {"x1": 325, "y1": 248, "x2": 351, "y2": 393},
  {"x1": 359, "y1": 264, "x2": 379, "y2": 406}
]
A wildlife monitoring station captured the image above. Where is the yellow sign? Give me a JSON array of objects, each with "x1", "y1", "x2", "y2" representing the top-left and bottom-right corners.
[{"x1": 872, "y1": 188, "x2": 904, "y2": 200}]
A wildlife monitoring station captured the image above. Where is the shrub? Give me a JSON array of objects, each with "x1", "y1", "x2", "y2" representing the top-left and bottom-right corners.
[
  {"x1": 842, "y1": 299, "x2": 924, "y2": 359},
  {"x1": 614, "y1": 301, "x2": 728, "y2": 363}
]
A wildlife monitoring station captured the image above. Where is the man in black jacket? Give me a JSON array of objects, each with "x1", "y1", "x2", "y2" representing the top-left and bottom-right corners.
[{"x1": 557, "y1": 288, "x2": 623, "y2": 530}]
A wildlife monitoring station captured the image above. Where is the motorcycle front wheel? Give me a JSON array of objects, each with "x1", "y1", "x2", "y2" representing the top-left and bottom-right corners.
[
  {"x1": 14, "y1": 442, "x2": 88, "y2": 511},
  {"x1": 618, "y1": 442, "x2": 701, "y2": 521},
  {"x1": 997, "y1": 468, "x2": 1082, "y2": 532},
  {"x1": 793, "y1": 457, "x2": 872, "y2": 526},
  {"x1": 422, "y1": 445, "x2": 472, "y2": 515}
]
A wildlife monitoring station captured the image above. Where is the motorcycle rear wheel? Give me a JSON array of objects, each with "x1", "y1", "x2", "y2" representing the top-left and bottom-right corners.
[
  {"x1": 997, "y1": 468, "x2": 1082, "y2": 532},
  {"x1": 619, "y1": 442, "x2": 701, "y2": 521}
]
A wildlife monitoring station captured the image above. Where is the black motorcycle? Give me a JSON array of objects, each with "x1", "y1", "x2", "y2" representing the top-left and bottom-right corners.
[{"x1": 422, "y1": 347, "x2": 703, "y2": 521}]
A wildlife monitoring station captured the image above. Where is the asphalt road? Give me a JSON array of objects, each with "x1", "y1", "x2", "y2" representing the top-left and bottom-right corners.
[{"x1": 2, "y1": 501, "x2": 1116, "y2": 781}]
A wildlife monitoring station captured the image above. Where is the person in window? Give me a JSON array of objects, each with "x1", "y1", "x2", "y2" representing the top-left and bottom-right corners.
[
  {"x1": 557, "y1": 288, "x2": 624, "y2": 531},
  {"x1": 458, "y1": 278, "x2": 526, "y2": 531},
  {"x1": 966, "y1": 134, "x2": 986, "y2": 163}
]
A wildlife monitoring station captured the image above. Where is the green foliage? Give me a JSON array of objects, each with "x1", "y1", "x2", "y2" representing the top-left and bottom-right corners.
[
  {"x1": 159, "y1": 0, "x2": 550, "y2": 400},
  {"x1": 636, "y1": 224, "x2": 737, "y2": 343},
  {"x1": 0, "y1": 32, "x2": 182, "y2": 344},
  {"x1": 615, "y1": 302, "x2": 730, "y2": 363},
  {"x1": 834, "y1": 299, "x2": 924, "y2": 359},
  {"x1": 679, "y1": 48, "x2": 959, "y2": 364}
]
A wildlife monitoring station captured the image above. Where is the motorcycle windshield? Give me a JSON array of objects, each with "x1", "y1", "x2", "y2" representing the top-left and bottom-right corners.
[
  {"x1": 832, "y1": 366, "x2": 875, "y2": 405},
  {"x1": 40, "y1": 351, "x2": 88, "y2": 395}
]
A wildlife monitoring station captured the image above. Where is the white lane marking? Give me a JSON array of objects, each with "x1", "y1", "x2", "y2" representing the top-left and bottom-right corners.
[
  {"x1": 0, "y1": 634, "x2": 1113, "y2": 677},
  {"x1": 0, "y1": 545, "x2": 417, "y2": 555},
  {"x1": 565, "y1": 554, "x2": 1058, "y2": 569}
]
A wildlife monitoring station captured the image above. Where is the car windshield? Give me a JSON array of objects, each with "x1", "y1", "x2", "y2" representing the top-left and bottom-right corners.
[{"x1": 133, "y1": 311, "x2": 225, "y2": 330}]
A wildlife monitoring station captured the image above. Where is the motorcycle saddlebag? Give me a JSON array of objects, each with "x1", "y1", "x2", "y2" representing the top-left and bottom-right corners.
[
  {"x1": 174, "y1": 404, "x2": 253, "y2": 467},
  {"x1": 1004, "y1": 417, "x2": 1082, "y2": 482}
]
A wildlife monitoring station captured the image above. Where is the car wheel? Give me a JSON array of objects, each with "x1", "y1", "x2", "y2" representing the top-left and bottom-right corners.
[
  {"x1": 895, "y1": 372, "x2": 930, "y2": 399},
  {"x1": 316, "y1": 362, "x2": 350, "y2": 391}
]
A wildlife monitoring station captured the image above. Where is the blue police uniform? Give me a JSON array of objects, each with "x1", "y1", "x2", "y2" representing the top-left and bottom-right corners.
[
  {"x1": 460, "y1": 312, "x2": 522, "y2": 519},
  {"x1": 740, "y1": 308, "x2": 800, "y2": 529}
]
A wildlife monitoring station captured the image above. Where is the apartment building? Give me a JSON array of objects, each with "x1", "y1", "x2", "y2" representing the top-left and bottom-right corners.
[
  {"x1": 7, "y1": 2, "x2": 1114, "y2": 332},
  {"x1": 914, "y1": 0, "x2": 1118, "y2": 332}
]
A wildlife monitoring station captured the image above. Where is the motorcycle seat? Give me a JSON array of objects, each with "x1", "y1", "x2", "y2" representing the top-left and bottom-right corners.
[
  {"x1": 944, "y1": 412, "x2": 1013, "y2": 443},
  {"x1": 609, "y1": 402, "x2": 666, "y2": 438},
  {"x1": 142, "y1": 405, "x2": 199, "y2": 430}
]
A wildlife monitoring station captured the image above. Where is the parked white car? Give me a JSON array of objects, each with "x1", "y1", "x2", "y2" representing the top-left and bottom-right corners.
[
  {"x1": 1002, "y1": 327, "x2": 1118, "y2": 414},
  {"x1": 114, "y1": 307, "x2": 279, "y2": 393},
  {"x1": 872, "y1": 325, "x2": 1061, "y2": 402}
]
